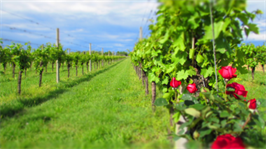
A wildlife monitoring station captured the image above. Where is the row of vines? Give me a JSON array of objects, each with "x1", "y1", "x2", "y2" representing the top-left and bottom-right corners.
[
  {"x1": 131, "y1": 0, "x2": 265, "y2": 148},
  {"x1": 0, "y1": 40, "x2": 125, "y2": 95},
  {"x1": 238, "y1": 43, "x2": 266, "y2": 79}
]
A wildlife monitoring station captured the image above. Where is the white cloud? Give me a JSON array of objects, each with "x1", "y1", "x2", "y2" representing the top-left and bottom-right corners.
[
  {"x1": 1, "y1": 0, "x2": 159, "y2": 24},
  {"x1": 247, "y1": 0, "x2": 265, "y2": 13},
  {"x1": 253, "y1": 19, "x2": 266, "y2": 29},
  {"x1": 244, "y1": 31, "x2": 266, "y2": 41},
  {"x1": 114, "y1": 43, "x2": 124, "y2": 47}
]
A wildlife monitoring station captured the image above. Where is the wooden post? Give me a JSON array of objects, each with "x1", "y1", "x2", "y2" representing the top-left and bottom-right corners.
[
  {"x1": 89, "y1": 43, "x2": 92, "y2": 72},
  {"x1": 139, "y1": 27, "x2": 143, "y2": 41},
  {"x1": 56, "y1": 28, "x2": 60, "y2": 83}
]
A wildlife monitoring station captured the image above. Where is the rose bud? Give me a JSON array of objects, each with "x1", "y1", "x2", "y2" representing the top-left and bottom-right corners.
[
  {"x1": 226, "y1": 82, "x2": 248, "y2": 99},
  {"x1": 187, "y1": 83, "x2": 198, "y2": 93},
  {"x1": 170, "y1": 77, "x2": 181, "y2": 89},
  {"x1": 248, "y1": 98, "x2": 257, "y2": 109},
  {"x1": 218, "y1": 66, "x2": 237, "y2": 80},
  {"x1": 193, "y1": 131, "x2": 200, "y2": 139}
]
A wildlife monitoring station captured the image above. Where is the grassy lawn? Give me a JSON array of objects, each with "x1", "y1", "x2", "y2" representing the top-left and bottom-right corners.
[
  {"x1": 0, "y1": 58, "x2": 265, "y2": 148},
  {"x1": 0, "y1": 58, "x2": 171, "y2": 149},
  {"x1": 0, "y1": 61, "x2": 107, "y2": 105},
  {"x1": 234, "y1": 70, "x2": 266, "y2": 121}
]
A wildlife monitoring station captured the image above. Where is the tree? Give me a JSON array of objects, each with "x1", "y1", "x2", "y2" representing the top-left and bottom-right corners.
[
  {"x1": 10, "y1": 43, "x2": 31, "y2": 94},
  {"x1": 241, "y1": 43, "x2": 260, "y2": 80},
  {"x1": 9, "y1": 42, "x2": 22, "y2": 78},
  {"x1": 85, "y1": 52, "x2": 91, "y2": 73},
  {"x1": 117, "y1": 51, "x2": 128, "y2": 56},
  {"x1": 33, "y1": 45, "x2": 49, "y2": 87},
  {"x1": 80, "y1": 52, "x2": 87, "y2": 75},
  {"x1": 65, "y1": 53, "x2": 73, "y2": 78},
  {"x1": 72, "y1": 52, "x2": 80, "y2": 76},
  {"x1": 0, "y1": 43, "x2": 11, "y2": 74},
  {"x1": 256, "y1": 44, "x2": 266, "y2": 73},
  {"x1": 24, "y1": 44, "x2": 33, "y2": 76}
]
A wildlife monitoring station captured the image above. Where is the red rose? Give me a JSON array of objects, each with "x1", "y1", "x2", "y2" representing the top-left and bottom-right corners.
[
  {"x1": 226, "y1": 137, "x2": 246, "y2": 149},
  {"x1": 226, "y1": 82, "x2": 248, "y2": 99},
  {"x1": 187, "y1": 83, "x2": 198, "y2": 93},
  {"x1": 248, "y1": 98, "x2": 257, "y2": 109},
  {"x1": 218, "y1": 66, "x2": 237, "y2": 80},
  {"x1": 211, "y1": 134, "x2": 245, "y2": 149},
  {"x1": 170, "y1": 77, "x2": 181, "y2": 89}
]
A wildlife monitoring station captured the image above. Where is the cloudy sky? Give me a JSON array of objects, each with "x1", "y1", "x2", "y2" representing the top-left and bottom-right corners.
[{"x1": 0, "y1": 0, "x2": 265, "y2": 53}]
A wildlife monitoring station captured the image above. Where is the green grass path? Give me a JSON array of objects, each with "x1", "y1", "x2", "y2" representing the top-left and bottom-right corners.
[{"x1": 0, "y1": 58, "x2": 171, "y2": 149}]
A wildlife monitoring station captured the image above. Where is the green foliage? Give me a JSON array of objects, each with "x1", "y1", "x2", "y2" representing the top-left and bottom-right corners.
[
  {"x1": 71, "y1": 52, "x2": 80, "y2": 66},
  {"x1": 33, "y1": 45, "x2": 50, "y2": 72},
  {"x1": 0, "y1": 46, "x2": 11, "y2": 69},
  {"x1": 7, "y1": 42, "x2": 32, "y2": 71},
  {"x1": 131, "y1": 0, "x2": 265, "y2": 148},
  {"x1": 240, "y1": 43, "x2": 261, "y2": 68},
  {"x1": 154, "y1": 98, "x2": 168, "y2": 106},
  {"x1": 117, "y1": 51, "x2": 128, "y2": 56},
  {"x1": 174, "y1": 90, "x2": 266, "y2": 148},
  {"x1": 131, "y1": 0, "x2": 260, "y2": 91},
  {"x1": 256, "y1": 44, "x2": 266, "y2": 65}
]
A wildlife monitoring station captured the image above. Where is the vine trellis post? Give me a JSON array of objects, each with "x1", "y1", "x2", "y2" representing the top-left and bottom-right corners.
[{"x1": 56, "y1": 28, "x2": 60, "y2": 83}]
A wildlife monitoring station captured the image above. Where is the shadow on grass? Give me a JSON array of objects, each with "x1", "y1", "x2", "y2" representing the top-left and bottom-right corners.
[
  {"x1": 0, "y1": 60, "x2": 124, "y2": 119},
  {"x1": 259, "y1": 82, "x2": 266, "y2": 86}
]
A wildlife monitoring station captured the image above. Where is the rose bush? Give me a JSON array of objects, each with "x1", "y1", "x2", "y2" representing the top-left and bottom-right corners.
[{"x1": 155, "y1": 66, "x2": 265, "y2": 149}]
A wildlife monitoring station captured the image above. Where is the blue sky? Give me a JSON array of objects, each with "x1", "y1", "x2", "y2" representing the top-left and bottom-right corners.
[{"x1": 0, "y1": 0, "x2": 265, "y2": 53}]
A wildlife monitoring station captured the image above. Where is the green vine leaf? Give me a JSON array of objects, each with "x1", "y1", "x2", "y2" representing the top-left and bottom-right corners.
[
  {"x1": 185, "y1": 108, "x2": 201, "y2": 118},
  {"x1": 200, "y1": 67, "x2": 214, "y2": 78},
  {"x1": 154, "y1": 98, "x2": 168, "y2": 106}
]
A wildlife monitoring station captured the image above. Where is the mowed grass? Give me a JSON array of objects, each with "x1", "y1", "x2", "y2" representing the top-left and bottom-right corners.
[
  {"x1": 233, "y1": 70, "x2": 266, "y2": 121},
  {"x1": 0, "y1": 62, "x2": 105, "y2": 105},
  {"x1": 0, "y1": 58, "x2": 171, "y2": 149}
]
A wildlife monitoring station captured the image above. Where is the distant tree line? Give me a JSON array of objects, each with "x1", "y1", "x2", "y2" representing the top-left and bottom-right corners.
[
  {"x1": 116, "y1": 51, "x2": 128, "y2": 56},
  {"x1": 75, "y1": 50, "x2": 129, "y2": 56}
]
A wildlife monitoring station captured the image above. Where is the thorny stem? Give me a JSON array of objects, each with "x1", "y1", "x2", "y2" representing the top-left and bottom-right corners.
[
  {"x1": 175, "y1": 89, "x2": 178, "y2": 103},
  {"x1": 242, "y1": 113, "x2": 252, "y2": 129},
  {"x1": 224, "y1": 79, "x2": 228, "y2": 102}
]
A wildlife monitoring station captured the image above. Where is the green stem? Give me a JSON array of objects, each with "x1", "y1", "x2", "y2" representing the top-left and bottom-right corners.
[
  {"x1": 225, "y1": 81, "x2": 228, "y2": 101},
  {"x1": 242, "y1": 113, "x2": 252, "y2": 129},
  {"x1": 175, "y1": 89, "x2": 178, "y2": 103}
]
